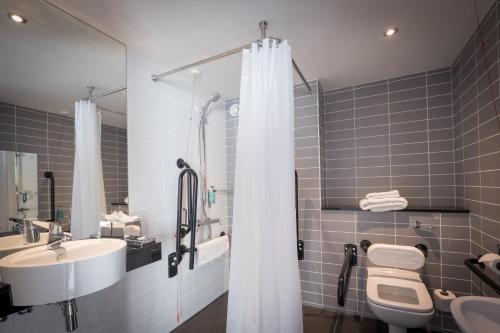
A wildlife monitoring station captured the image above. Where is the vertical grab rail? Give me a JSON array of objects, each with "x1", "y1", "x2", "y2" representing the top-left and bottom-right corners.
[
  {"x1": 169, "y1": 158, "x2": 198, "y2": 278},
  {"x1": 44, "y1": 171, "x2": 55, "y2": 222},
  {"x1": 295, "y1": 170, "x2": 304, "y2": 260}
]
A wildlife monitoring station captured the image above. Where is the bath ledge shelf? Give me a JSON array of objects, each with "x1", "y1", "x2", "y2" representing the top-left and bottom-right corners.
[{"x1": 322, "y1": 206, "x2": 470, "y2": 213}]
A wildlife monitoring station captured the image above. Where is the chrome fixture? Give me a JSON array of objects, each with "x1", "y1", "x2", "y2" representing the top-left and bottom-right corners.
[
  {"x1": 57, "y1": 299, "x2": 78, "y2": 332},
  {"x1": 85, "y1": 86, "x2": 126, "y2": 101},
  {"x1": 151, "y1": 21, "x2": 313, "y2": 94},
  {"x1": 47, "y1": 222, "x2": 68, "y2": 250},
  {"x1": 23, "y1": 219, "x2": 40, "y2": 243},
  {"x1": 199, "y1": 93, "x2": 221, "y2": 217},
  {"x1": 409, "y1": 219, "x2": 433, "y2": 229}
]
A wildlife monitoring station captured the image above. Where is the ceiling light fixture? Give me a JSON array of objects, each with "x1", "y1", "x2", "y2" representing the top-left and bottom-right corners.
[
  {"x1": 60, "y1": 110, "x2": 69, "y2": 115},
  {"x1": 384, "y1": 27, "x2": 398, "y2": 37},
  {"x1": 7, "y1": 13, "x2": 27, "y2": 24}
]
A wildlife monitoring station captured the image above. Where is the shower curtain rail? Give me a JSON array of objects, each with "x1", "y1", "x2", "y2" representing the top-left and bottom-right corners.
[
  {"x1": 86, "y1": 86, "x2": 127, "y2": 101},
  {"x1": 151, "y1": 22, "x2": 313, "y2": 94}
]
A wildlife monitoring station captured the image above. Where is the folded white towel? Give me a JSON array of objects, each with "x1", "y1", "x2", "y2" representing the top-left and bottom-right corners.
[
  {"x1": 196, "y1": 235, "x2": 229, "y2": 267},
  {"x1": 102, "y1": 211, "x2": 121, "y2": 222},
  {"x1": 125, "y1": 225, "x2": 141, "y2": 237},
  {"x1": 365, "y1": 190, "x2": 400, "y2": 199},
  {"x1": 359, "y1": 197, "x2": 408, "y2": 212}
]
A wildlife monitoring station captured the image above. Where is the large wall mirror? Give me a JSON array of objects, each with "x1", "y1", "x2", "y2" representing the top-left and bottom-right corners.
[{"x1": 0, "y1": 0, "x2": 127, "y2": 238}]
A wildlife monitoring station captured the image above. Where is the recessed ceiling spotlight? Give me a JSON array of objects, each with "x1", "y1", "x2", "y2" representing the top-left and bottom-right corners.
[
  {"x1": 384, "y1": 27, "x2": 398, "y2": 37},
  {"x1": 60, "y1": 110, "x2": 69, "y2": 115},
  {"x1": 7, "y1": 13, "x2": 27, "y2": 24}
]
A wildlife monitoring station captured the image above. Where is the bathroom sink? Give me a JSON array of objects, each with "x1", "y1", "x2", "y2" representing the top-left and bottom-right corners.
[
  {"x1": 450, "y1": 296, "x2": 500, "y2": 333},
  {"x1": 0, "y1": 233, "x2": 49, "y2": 259},
  {"x1": 0, "y1": 238, "x2": 126, "y2": 306}
]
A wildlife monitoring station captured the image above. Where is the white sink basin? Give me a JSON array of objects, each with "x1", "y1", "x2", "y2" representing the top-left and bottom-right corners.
[
  {"x1": 0, "y1": 233, "x2": 49, "y2": 259},
  {"x1": 0, "y1": 238, "x2": 126, "y2": 305},
  {"x1": 451, "y1": 296, "x2": 500, "y2": 333}
]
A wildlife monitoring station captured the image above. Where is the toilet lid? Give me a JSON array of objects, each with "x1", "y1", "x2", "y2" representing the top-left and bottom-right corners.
[{"x1": 367, "y1": 277, "x2": 433, "y2": 313}]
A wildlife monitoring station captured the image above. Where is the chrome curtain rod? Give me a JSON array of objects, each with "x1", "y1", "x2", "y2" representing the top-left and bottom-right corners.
[
  {"x1": 86, "y1": 86, "x2": 127, "y2": 101},
  {"x1": 96, "y1": 105, "x2": 126, "y2": 117},
  {"x1": 151, "y1": 22, "x2": 312, "y2": 94}
]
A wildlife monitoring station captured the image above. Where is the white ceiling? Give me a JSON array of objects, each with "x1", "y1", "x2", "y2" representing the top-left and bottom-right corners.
[
  {"x1": 0, "y1": 0, "x2": 494, "y2": 128},
  {"x1": 50, "y1": 0, "x2": 494, "y2": 96},
  {"x1": 0, "y1": 0, "x2": 126, "y2": 128}
]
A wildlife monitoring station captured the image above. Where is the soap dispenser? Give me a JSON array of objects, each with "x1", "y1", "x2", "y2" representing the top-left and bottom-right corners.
[{"x1": 208, "y1": 186, "x2": 216, "y2": 207}]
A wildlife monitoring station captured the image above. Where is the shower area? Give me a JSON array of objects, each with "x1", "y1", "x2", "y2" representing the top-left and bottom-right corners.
[{"x1": 125, "y1": 20, "x2": 317, "y2": 332}]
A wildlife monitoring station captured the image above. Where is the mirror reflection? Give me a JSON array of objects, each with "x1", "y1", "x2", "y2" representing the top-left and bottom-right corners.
[
  {"x1": 0, "y1": 151, "x2": 38, "y2": 232},
  {"x1": 0, "y1": 0, "x2": 127, "y2": 252}
]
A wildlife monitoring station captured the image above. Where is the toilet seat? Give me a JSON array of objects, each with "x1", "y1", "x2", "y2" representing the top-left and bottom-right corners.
[{"x1": 367, "y1": 276, "x2": 433, "y2": 314}]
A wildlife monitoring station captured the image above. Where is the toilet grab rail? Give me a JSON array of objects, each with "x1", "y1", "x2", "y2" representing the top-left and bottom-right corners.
[
  {"x1": 464, "y1": 257, "x2": 500, "y2": 295},
  {"x1": 168, "y1": 158, "x2": 198, "y2": 278},
  {"x1": 295, "y1": 170, "x2": 304, "y2": 260},
  {"x1": 337, "y1": 243, "x2": 357, "y2": 306}
]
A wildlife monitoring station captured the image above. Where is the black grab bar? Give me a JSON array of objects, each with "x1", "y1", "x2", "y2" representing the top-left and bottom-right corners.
[
  {"x1": 337, "y1": 243, "x2": 357, "y2": 307},
  {"x1": 44, "y1": 171, "x2": 55, "y2": 222},
  {"x1": 295, "y1": 170, "x2": 304, "y2": 260},
  {"x1": 168, "y1": 158, "x2": 198, "y2": 278},
  {"x1": 464, "y1": 257, "x2": 500, "y2": 295}
]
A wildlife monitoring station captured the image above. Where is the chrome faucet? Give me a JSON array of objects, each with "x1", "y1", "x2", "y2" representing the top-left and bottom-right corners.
[
  {"x1": 23, "y1": 219, "x2": 40, "y2": 243},
  {"x1": 48, "y1": 222, "x2": 68, "y2": 249}
]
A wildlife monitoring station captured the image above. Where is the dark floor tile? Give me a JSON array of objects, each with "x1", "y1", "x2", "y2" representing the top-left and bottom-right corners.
[
  {"x1": 304, "y1": 315, "x2": 336, "y2": 333},
  {"x1": 172, "y1": 312, "x2": 226, "y2": 333},
  {"x1": 334, "y1": 313, "x2": 387, "y2": 333},
  {"x1": 202, "y1": 293, "x2": 228, "y2": 319},
  {"x1": 303, "y1": 305, "x2": 327, "y2": 318},
  {"x1": 175, "y1": 293, "x2": 442, "y2": 333}
]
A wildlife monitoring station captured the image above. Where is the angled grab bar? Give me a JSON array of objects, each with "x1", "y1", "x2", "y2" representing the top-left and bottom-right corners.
[
  {"x1": 337, "y1": 243, "x2": 357, "y2": 307},
  {"x1": 168, "y1": 158, "x2": 198, "y2": 278},
  {"x1": 464, "y1": 257, "x2": 500, "y2": 295}
]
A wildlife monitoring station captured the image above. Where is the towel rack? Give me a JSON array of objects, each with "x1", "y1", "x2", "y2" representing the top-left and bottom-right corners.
[
  {"x1": 337, "y1": 243, "x2": 357, "y2": 307},
  {"x1": 168, "y1": 158, "x2": 198, "y2": 278}
]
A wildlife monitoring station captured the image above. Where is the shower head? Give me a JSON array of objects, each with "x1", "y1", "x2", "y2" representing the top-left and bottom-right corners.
[
  {"x1": 210, "y1": 93, "x2": 221, "y2": 103},
  {"x1": 200, "y1": 92, "x2": 221, "y2": 120}
]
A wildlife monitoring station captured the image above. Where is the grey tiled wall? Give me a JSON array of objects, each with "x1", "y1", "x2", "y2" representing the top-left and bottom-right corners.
[
  {"x1": 318, "y1": 210, "x2": 470, "y2": 332},
  {"x1": 452, "y1": 0, "x2": 500, "y2": 297},
  {"x1": 0, "y1": 101, "x2": 128, "y2": 222},
  {"x1": 323, "y1": 68, "x2": 455, "y2": 209},
  {"x1": 224, "y1": 82, "x2": 470, "y2": 332}
]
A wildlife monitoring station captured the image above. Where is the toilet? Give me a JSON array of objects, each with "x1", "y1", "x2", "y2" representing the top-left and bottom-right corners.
[{"x1": 366, "y1": 244, "x2": 434, "y2": 333}]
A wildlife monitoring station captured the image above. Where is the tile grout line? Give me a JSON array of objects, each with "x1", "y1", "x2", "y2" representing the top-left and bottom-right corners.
[{"x1": 425, "y1": 72, "x2": 432, "y2": 207}]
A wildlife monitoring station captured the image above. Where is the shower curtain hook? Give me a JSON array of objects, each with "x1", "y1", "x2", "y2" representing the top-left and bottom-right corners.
[
  {"x1": 259, "y1": 20, "x2": 268, "y2": 40},
  {"x1": 86, "y1": 85, "x2": 95, "y2": 99}
]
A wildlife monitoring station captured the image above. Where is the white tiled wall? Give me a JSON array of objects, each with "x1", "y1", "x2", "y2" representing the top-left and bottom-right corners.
[{"x1": 1, "y1": 47, "x2": 229, "y2": 333}]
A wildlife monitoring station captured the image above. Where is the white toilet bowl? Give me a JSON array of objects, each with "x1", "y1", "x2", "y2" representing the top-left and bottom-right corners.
[{"x1": 365, "y1": 245, "x2": 434, "y2": 333}]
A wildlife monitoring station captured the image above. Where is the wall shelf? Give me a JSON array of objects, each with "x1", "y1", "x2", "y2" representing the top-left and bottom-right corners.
[{"x1": 322, "y1": 206, "x2": 470, "y2": 214}]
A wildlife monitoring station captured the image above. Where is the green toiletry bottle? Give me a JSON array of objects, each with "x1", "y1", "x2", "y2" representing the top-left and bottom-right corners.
[
  {"x1": 208, "y1": 186, "x2": 216, "y2": 205},
  {"x1": 56, "y1": 206, "x2": 64, "y2": 222}
]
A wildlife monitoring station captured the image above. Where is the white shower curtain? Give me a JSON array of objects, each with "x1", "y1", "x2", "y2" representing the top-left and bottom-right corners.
[
  {"x1": 227, "y1": 39, "x2": 303, "y2": 333},
  {"x1": 71, "y1": 100, "x2": 106, "y2": 239}
]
